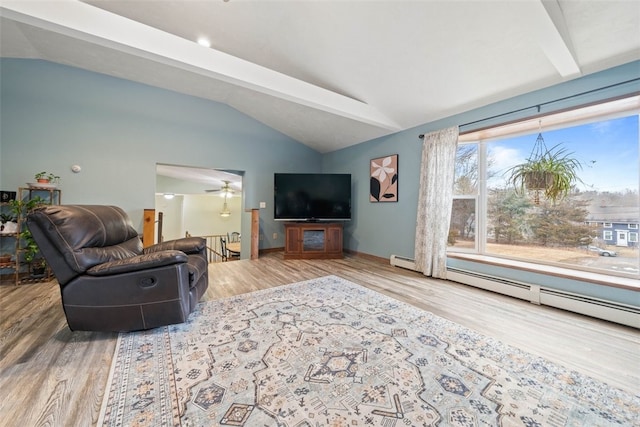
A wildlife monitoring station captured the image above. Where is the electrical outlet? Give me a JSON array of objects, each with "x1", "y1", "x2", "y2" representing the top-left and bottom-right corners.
[
  {"x1": 273, "y1": 233, "x2": 278, "y2": 239},
  {"x1": 259, "y1": 201, "x2": 266, "y2": 208}
]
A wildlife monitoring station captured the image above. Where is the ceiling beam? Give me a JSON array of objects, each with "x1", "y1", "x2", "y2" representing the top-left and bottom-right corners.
[
  {"x1": 535, "y1": 0, "x2": 581, "y2": 78},
  {"x1": 0, "y1": 0, "x2": 401, "y2": 131}
]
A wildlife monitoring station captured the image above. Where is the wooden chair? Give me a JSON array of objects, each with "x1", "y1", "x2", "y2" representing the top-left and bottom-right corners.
[{"x1": 220, "y1": 237, "x2": 240, "y2": 261}]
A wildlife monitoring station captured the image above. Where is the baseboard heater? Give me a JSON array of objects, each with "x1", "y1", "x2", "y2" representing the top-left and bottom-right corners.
[
  {"x1": 389, "y1": 254, "x2": 417, "y2": 271},
  {"x1": 447, "y1": 267, "x2": 640, "y2": 328},
  {"x1": 391, "y1": 255, "x2": 536, "y2": 302},
  {"x1": 446, "y1": 267, "x2": 539, "y2": 302}
]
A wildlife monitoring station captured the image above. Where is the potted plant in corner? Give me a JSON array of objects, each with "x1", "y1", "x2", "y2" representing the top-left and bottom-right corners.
[
  {"x1": 506, "y1": 132, "x2": 582, "y2": 205},
  {"x1": 10, "y1": 197, "x2": 48, "y2": 277},
  {"x1": 20, "y1": 229, "x2": 47, "y2": 277}
]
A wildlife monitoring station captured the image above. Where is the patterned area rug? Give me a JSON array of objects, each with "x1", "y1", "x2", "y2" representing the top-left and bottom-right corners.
[{"x1": 98, "y1": 276, "x2": 639, "y2": 426}]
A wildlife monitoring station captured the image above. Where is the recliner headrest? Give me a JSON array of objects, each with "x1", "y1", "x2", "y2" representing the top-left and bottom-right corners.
[{"x1": 30, "y1": 205, "x2": 140, "y2": 249}]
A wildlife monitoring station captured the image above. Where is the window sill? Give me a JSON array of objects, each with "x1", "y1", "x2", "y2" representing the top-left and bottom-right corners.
[{"x1": 447, "y1": 253, "x2": 640, "y2": 292}]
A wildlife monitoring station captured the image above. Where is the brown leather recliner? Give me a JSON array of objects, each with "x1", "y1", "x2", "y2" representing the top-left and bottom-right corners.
[{"x1": 27, "y1": 205, "x2": 208, "y2": 332}]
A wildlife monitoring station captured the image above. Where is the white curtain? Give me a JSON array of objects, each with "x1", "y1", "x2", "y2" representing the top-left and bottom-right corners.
[{"x1": 414, "y1": 126, "x2": 459, "y2": 279}]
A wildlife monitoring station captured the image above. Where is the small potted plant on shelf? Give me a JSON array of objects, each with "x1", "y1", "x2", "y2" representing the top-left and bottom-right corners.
[
  {"x1": 34, "y1": 171, "x2": 61, "y2": 186},
  {"x1": 30, "y1": 258, "x2": 47, "y2": 277}
]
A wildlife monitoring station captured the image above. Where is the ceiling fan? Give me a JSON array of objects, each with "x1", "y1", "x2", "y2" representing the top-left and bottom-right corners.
[{"x1": 206, "y1": 180, "x2": 236, "y2": 198}]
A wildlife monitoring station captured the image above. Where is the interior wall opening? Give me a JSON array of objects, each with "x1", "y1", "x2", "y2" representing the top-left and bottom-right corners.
[{"x1": 154, "y1": 163, "x2": 243, "y2": 261}]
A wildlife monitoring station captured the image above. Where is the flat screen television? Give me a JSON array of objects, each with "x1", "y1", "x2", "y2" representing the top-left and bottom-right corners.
[{"x1": 274, "y1": 173, "x2": 351, "y2": 221}]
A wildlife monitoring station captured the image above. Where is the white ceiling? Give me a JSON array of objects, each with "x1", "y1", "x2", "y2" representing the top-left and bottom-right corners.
[
  {"x1": 1, "y1": 0, "x2": 639, "y2": 155},
  {"x1": 156, "y1": 163, "x2": 242, "y2": 192}
]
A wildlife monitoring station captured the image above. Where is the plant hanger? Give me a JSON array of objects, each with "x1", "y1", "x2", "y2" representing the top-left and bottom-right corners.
[
  {"x1": 527, "y1": 120, "x2": 548, "y2": 162},
  {"x1": 506, "y1": 119, "x2": 583, "y2": 205}
]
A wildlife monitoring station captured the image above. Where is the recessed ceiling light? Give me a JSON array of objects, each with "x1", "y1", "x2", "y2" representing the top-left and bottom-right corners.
[{"x1": 197, "y1": 37, "x2": 211, "y2": 48}]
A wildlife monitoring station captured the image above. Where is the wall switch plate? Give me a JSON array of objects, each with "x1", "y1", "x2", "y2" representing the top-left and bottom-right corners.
[
  {"x1": 259, "y1": 201, "x2": 266, "y2": 208},
  {"x1": 273, "y1": 233, "x2": 278, "y2": 239}
]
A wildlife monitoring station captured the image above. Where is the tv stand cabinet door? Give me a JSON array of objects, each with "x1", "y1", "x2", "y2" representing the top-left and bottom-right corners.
[
  {"x1": 325, "y1": 224, "x2": 343, "y2": 254},
  {"x1": 283, "y1": 223, "x2": 343, "y2": 259},
  {"x1": 285, "y1": 225, "x2": 302, "y2": 254}
]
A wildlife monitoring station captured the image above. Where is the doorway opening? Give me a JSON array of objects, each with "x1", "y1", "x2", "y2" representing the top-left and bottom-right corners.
[{"x1": 154, "y1": 163, "x2": 243, "y2": 262}]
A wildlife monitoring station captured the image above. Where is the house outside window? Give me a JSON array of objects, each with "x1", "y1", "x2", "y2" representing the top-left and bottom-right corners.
[
  {"x1": 629, "y1": 224, "x2": 638, "y2": 229},
  {"x1": 449, "y1": 96, "x2": 639, "y2": 278}
]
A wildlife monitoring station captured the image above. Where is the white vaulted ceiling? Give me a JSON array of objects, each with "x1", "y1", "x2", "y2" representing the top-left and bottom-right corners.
[{"x1": 1, "y1": 0, "x2": 639, "y2": 153}]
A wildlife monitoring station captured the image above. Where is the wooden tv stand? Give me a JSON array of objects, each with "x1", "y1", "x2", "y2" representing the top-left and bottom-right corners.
[{"x1": 284, "y1": 222, "x2": 343, "y2": 259}]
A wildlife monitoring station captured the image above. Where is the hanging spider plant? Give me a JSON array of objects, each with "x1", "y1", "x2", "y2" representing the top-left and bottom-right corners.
[{"x1": 506, "y1": 132, "x2": 583, "y2": 204}]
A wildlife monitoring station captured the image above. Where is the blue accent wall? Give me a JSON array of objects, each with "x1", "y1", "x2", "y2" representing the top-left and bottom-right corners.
[
  {"x1": 324, "y1": 61, "x2": 640, "y2": 260},
  {"x1": 322, "y1": 60, "x2": 639, "y2": 307},
  {"x1": 0, "y1": 59, "x2": 321, "y2": 249},
  {"x1": 1, "y1": 58, "x2": 638, "y2": 305}
]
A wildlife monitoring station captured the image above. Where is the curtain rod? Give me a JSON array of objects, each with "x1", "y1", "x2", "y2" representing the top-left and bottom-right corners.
[{"x1": 418, "y1": 77, "x2": 640, "y2": 139}]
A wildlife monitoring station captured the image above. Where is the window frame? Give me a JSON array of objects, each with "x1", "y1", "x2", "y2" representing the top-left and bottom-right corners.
[
  {"x1": 449, "y1": 196, "x2": 479, "y2": 252},
  {"x1": 449, "y1": 95, "x2": 639, "y2": 279}
]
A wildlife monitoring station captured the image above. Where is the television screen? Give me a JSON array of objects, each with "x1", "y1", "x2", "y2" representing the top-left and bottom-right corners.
[{"x1": 274, "y1": 173, "x2": 351, "y2": 221}]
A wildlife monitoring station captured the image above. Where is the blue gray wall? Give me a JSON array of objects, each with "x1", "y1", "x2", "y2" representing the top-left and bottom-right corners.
[
  {"x1": 322, "y1": 60, "x2": 639, "y2": 308},
  {"x1": 1, "y1": 59, "x2": 638, "y2": 306},
  {"x1": 0, "y1": 59, "x2": 321, "y2": 252},
  {"x1": 324, "y1": 60, "x2": 640, "y2": 260}
]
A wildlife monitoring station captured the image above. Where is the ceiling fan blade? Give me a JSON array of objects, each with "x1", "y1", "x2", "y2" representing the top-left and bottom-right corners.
[{"x1": 205, "y1": 180, "x2": 237, "y2": 195}]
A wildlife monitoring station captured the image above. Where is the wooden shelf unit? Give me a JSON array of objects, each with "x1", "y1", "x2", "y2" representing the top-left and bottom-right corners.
[
  {"x1": 283, "y1": 222, "x2": 343, "y2": 260},
  {"x1": 0, "y1": 225, "x2": 18, "y2": 284},
  {"x1": 13, "y1": 187, "x2": 61, "y2": 285}
]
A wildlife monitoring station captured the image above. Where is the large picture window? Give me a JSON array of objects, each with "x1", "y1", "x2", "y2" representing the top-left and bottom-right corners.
[{"x1": 450, "y1": 96, "x2": 640, "y2": 278}]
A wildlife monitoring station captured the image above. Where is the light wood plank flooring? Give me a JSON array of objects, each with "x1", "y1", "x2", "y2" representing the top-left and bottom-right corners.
[{"x1": 1, "y1": 253, "x2": 638, "y2": 426}]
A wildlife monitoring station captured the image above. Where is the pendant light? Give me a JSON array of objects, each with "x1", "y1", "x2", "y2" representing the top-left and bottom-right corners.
[{"x1": 220, "y1": 193, "x2": 231, "y2": 217}]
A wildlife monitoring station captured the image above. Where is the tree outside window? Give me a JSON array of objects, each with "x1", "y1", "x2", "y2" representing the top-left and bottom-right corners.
[{"x1": 449, "y1": 99, "x2": 639, "y2": 278}]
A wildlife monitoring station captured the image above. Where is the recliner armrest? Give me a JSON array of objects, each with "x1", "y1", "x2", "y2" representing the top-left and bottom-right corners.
[
  {"x1": 86, "y1": 250, "x2": 187, "y2": 276},
  {"x1": 144, "y1": 237, "x2": 206, "y2": 255}
]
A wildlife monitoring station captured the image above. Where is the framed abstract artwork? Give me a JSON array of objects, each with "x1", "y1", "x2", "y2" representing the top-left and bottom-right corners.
[{"x1": 370, "y1": 154, "x2": 398, "y2": 202}]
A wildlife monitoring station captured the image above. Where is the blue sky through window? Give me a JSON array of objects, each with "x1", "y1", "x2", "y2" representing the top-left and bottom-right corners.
[{"x1": 488, "y1": 115, "x2": 639, "y2": 193}]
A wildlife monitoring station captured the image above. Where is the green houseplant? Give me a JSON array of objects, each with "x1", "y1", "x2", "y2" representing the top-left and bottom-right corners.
[
  {"x1": 10, "y1": 197, "x2": 47, "y2": 275},
  {"x1": 34, "y1": 171, "x2": 60, "y2": 184},
  {"x1": 506, "y1": 132, "x2": 582, "y2": 204},
  {"x1": 9, "y1": 197, "x2": 44, "y2": 218},
  {"x1": 21, "y1": 229, "x2": 46, "y2": 277},
  {"x1": 20, "y1": 229, "x2": 40, "y2": 263}
]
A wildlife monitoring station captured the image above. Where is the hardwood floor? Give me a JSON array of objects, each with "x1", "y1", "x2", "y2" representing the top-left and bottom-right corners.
[{"x1": 1, "y1": 252, "x2": 638, "y2": 426}]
